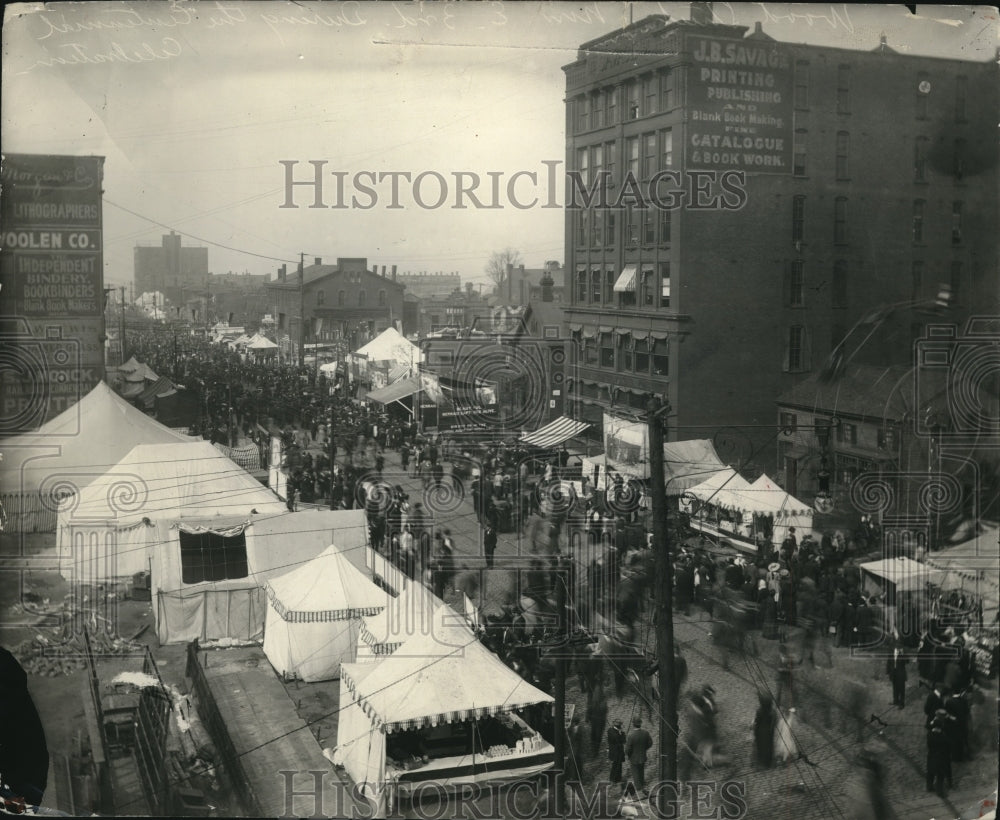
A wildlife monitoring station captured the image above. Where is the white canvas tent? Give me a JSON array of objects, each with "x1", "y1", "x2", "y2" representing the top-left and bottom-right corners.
[
  {"x1": 57, "y1": 441, "x2": 286, "y2": 582},
  {"x1": 357, "y1": 584, "x2": 450, "y2": 661},
  {"x1": 747, "y1": 473, "x2": 815, "y2": 545},
  {"x1": 350, "y1": 327, "x2": 423, "y2": 382},
  {"x1": 151, "y1": 509, "x2": 370, "y2": 645},
  {"x1": 860, "y1": 557, "x2": 947, "y2": 597},
  {"x1": 337, "y1": 625, "x2": 554, "y2": 811},
  {"x1": 923, "y1": 524, "x2": 1000, "y2": 617},
  {"x1": 581, "y1": 437, "x2": 728, "y2": 492},
  {"x1": 0, "y1": 382, "x2": 192, "y2": 532},
  {"x1": 262, "y1": 544, "x2": 388, "y2": 682},
  {"x1": 247, "y1": 334, "x2": 278, "y2": 350}
]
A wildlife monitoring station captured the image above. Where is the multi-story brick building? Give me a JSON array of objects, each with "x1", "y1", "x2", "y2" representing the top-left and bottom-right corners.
[
  {"x1": 134, "y1": 231, "x2": 209, "y2": 306},
  {"x1": 395, "y1": 272, "x2": 462, "y2": 300},
  {"x1": 264, "y1": 257, "x2": 406, "y2": 361},
  {"x1": 562, "y1": 5, "x2": 998, "y2": 467}
]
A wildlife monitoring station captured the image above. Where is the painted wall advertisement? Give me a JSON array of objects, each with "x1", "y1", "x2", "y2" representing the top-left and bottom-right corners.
[
  {"x1": 685, "y1": 35, "x2": 793, "y2": 174},
  {"x1": 0, "y1": 153, "x2": 106, "y2": 431}
]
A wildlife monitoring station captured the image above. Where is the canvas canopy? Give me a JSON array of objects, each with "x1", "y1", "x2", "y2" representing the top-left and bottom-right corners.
[
  {"x1": 581, "y1": 438, "x2": 727, "y2": 492},
  {"x1": 357, "y1": 585, "x2": 450, "y2": 661},
  {"x1": 519, "y1": 416, "x2": 590, "y2": 449},
  {"x1": 151, "y1": 509, "x2": 370, "y2": 645},
  {"x1": 353, "y1": 327, "x2": 422, "y2": 367},
  {"x1": 263, "y1": 544, "x2": 388, "y2": 681},
  {"x1": 247, "y1": 334, "x2": 278, "y2": 350},
  {"x1": 57, "y1": 440, "x2": 286, "y2": 581},
  {"x1": 923, "y1": 524, "x2": 1000, "y2": 614},
  {"x1": 860, "y1": 557, "x2": 947, "y2": 594},
  {"x1": 0, "y1": 382, "x2": 192, "y2": 531}
]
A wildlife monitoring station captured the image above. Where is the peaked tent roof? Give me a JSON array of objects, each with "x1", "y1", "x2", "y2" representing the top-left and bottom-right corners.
[
  {"x1": 2, "y1": 382, "x2": 193, "y2": 496},
  {"x1": 248, "y1": 335, "x2": 278, "y2": 349},
  {"x1": 265, "y1": 544, "x2": 388, "y2": 620},
  {"x1": 360, "y1": 584, "x2": 448, "y2": 652},
  {"x1": 136, "y1": 375, "x2": 177, "y2": 405},
  {"x1": 65, "y1": 440, "x2": 286, "y2": 522},
  {"x1": 520, "y1": 416, "x2": 590, "y2": 448},
  {"x1": 748, "y1": 473, "x2": 812, "y2": 514},
  {"x1": 354, "y1": 326, "x2": 422, "y2": 364},
  {"x1": 663, "y1": 439, "x2": 728, "y2": 494},
  {"x1": 341, "y1": 623, "x2": 554, "y2": 732},
  {"x1": 685, "y1": 467, "x2": 752, "y2": 503}
]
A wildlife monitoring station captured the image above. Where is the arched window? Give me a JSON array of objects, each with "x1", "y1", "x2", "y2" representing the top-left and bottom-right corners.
[
  {"x1": 337, "y1": 290, "x2": 346, "y2": 306},
  {"x1": 378, "y1": 289, "x2": 387, "y2": 307},
  {"x1": 359, "y1": 290, "x2": 367, "y2": 307},
  {"x1": 316, "y1": 289, "x2": 325, "y2": 306}
]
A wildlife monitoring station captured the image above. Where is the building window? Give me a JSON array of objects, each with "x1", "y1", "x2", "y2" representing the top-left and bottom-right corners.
[
  {"x1": 661, "y1": 69, "x2": 675, "y2": 110},
  {"x1": 605, "y1": 141, "x2": 617, "y2": 186},
  {"x1": 591, "y1": 144, "x2": 604, "y2": 188},
  {"x1": 912, "y1": 200, "x2": 925, "y2": 243},
  {"x1": 953, "y1": 138, "x2": 966, "y2": 179},
  {"x1": 600, "y1": 332, "x2": 615, "y2": 368},
  {"x1": 378, "y1": 289, "x2": 387, "y2": 307},
  {"x1": 336, "y1": 290, "x2": 345, "y2": 307},
  {"x1": 358, "y1": 289, "x2": 367, "y2": 307},
  {"x1": 643, "y1": 209, "x2": 656, "y2": 245},
  {"x1": 584, "y1": 336, "x2": 598, "y2": 366},
  {"x1": 591, "y1": 269, "x2": 601, "y2": 303},
  {"x1": 317, "y1": 289, "x2": 325, "y2": 306},
  {"x1": 792, "y1": 195, "x2": 805, "y2": 243},
  {"x1": 780, "y1": 411, "x2": 797, "y2": 432},
  {"x1": 950, "y1": 261, "x2": 962, "y2": 303},
  {"x1": 789, "y1": 260, "x2": 805, "y2": 307},
  {"x1": 640, "y1": 266, "x2": 655, "y2": 307},
  {"x1": 837, "y1": 422, "x2": 858, "y2": 446},
  {"x1": 877, "y1": 427, "x2": 896, "y2": 451},
  {"x1": 834, "y1": 197, "x2": 848, "y2": 245},
  {"x1": 577, "y1": 147, "x2": 589, "y2": 186},
  {"x1": 955, "y1": 75, "x2": 967, "y2": 122},
  {"x1": 835, "y1": 131, "x2": 849, "y2": 179},
  {"x1": 794, "y1": 61, "x2": 809, "y2": 109},
  {"x1": 627, "y1": 82, "x2": 640, "y2": 119},
  {"x1": 626, "y1": 206, "x2": 639, "y2": 246},
  {"x1": 793, "y1": 130, "x2": 807, "y2": 176},
  {"x1": 544, "y1": 326, "x2": 560, "y2": 339},
  {"x1": 593, "y1": 90, "x2": 605, "y2": 129},
  {"x1": 643, "y1": 133, "x2": 657, "y2": 179},
  {"x1": 179, "y1": 530, "x2": 249, "y2": 584},
  {"x1": 832, "y1": 260, "x2": 847, "y2": 308},
  {"x1": 576, "y1": 268, "x2": 587, "y2": 302},
  {"x1": 577, "y1": 210, "x2": 587, "y2": 246},
  {"x1": 659, "y1": 207, "x2": 671, "y2": 244},
  {"x1": 278, "y1": 312, "x2": 286, "y2": 330},
  {"x1": 608, "y1": 86, "x2": 619, "y2": 125},
  {"x1": 643, "y1": 76, "x2": 657, "y2": 116},
  {"x1": 659, "y1": 263, "x2": 671, "y2": 308},
  {"x1": 605, "y1": 268, "x2": 615, "y2": 302},
  {"x1": 626, "y1": 137, "x2": 639, "y2": 179},
  {"x1": 784, "y1": 325, "x2": 807, "y2": 372},
  {"x1": 836, "y1": 65, "x2": 850, "y2": 114},
  {"x1": 911, "y1": 260, "x2": 923, "y2": 302},
  {"x1": 660, "y1": 128, "x2": 673, "y2": 168},
  {"x1": 634, "y1": 338, "x2": 649, "y2": 373},
  {"x1": 952, "y1": 201, "x2": 963, "y2": 244},
  {"x1": 578, "y1": 95, "x2": 591, "y2": 133},
  {"x1": 915, "y1": 137, "x2": 929, "y2": 182},
  {"x1": 592, "y1": 210, "x2": 604, "y2": 248},
  {"x1": 620, "y1": 335, "x2": 633, "y2": 371},
  {"x1": 652, "y1": 337, "x2": 668, "y2": 375},
  {"x1": 606, "y1": 211, "x2": 616, "y2": 246}
]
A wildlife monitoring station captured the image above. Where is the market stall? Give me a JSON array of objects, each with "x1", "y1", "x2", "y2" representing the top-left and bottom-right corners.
[{"x1": 335, "y1": 626, "x2": 554, "y2": 814}]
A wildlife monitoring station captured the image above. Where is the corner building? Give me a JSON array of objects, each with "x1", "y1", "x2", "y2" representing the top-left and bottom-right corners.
[{"x1": 562, "y1": 8, "x2": 998, "y2": 465}]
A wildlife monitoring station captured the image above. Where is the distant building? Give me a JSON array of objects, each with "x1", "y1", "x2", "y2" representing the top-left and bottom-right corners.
[
  {"x1": 396, "y1": 272, "x2": 463, "y2": 299},
  {"x1": 491, "y1": 262, "x2": 566, "y2": 338},
  {"x1": 134, "y1": 231, "x2": 209, "y2": 305},
  {"x1": 414, "y1": 283, "x2": 492, "y2": 336},
  {"x1": 263, "y1": 257, "x2": 406, "y2": 361}
]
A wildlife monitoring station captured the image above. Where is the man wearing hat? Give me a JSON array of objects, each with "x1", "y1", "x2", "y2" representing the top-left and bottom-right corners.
[
  {"x1": 886, "y1": 641, "x2": 908, "y2": 708},
  {"x1": 926, "y1": 709, "x2": 954, "y2": 796},
  {"x1": 624, "y1": 716, "x2": 653, "y2": 795},
  {"x1": 607, "y1": 718, "x2": 626, "y2": 789}
]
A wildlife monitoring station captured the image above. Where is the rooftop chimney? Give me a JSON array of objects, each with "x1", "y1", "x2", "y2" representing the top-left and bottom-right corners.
[
  {"x1": 690, "y1": 1, "x2": 713, "y2": 25},
  {"x1": 381, "y1": 265, "x2": 387, "y2": 277},
  {"x1": 391, "y1": 264, "x2": 397, "y2": 281},
  {"x1": 540, "y1": 270, "x2": 554, "y2": 303},
  {"x1": 278, "y1": 264, "x2": 287, "y2": 281}
]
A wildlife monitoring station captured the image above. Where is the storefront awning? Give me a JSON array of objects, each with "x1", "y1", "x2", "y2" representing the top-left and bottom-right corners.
[
  {"x1": 520, "y1": 416, "x2": 590, "y2": 448},
  {"x1": 366, "y1": 375, "x2": 420, "y2": 404},
  {"x1": 613, "y1": 264, "x2": 637, "y2": 292}
]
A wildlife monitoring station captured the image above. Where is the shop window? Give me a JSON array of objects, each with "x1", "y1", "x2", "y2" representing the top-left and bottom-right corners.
[
  {"x1": 652, "y1": 337, "x2": 668, "y2": 375},
  {"x1": 600, "y1": 332, "x2": 615, "y2": 368}
]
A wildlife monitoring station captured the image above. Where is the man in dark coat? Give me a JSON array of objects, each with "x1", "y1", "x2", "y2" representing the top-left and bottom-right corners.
[
  {"x1": 483, "y1": 524, "x2": 497, "y2": 569},
  {"x1": 0, "y1": 646, "x2": 48, "y2": 806},
  {"x1": 607, "y1": 718, "x2": 626, "y2": 788},
  {"x1": 923, "y1": 683, "x2": 946, "y2": 728},
  {"x1": 886, "y1": 645, "x2": 908, "y2": 708},
  {"x1": 752, "y1": 692, "x2": 777, "y2": 768},
  {"x1": 926, "y1": 711, "x2": 953, "y2": 796},
  {"x1": 624, "y1": 716, "x2": 653, "y2": 795}
]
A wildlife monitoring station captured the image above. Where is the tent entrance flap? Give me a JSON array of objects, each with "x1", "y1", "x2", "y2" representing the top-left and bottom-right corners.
[{"x1": 519, "y1": 416, "x2": 590, "y2": 449}]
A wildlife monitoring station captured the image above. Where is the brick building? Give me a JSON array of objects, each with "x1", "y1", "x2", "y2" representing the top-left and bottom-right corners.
[
  {"x1": 264, "y1": 257, "x2": 406, "y2": 361},
  {"x1": 562, "y1": 5, "x2": 998, "y2": 466},
  {"x1": 134, "y1": 232, "x2": 209, "y2": 306}
]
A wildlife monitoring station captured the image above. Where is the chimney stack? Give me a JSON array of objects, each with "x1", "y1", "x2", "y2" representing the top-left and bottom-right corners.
[
  {"x1": 391, "y1": 265, "x2": 397, "y2": 281},
  {"x1": 540, "y1": 270, "x2": 554, "y2": 303},
  {"x1": 381, "y1": 265, "x2": 387, "y2": 277}
]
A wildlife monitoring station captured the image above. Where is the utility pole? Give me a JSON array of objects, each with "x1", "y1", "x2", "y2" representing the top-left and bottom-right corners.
[
  {"x1": 553, "y1": 553, "x2": 568, "y2": 816},
  {"x1": 647, "y1": 395, "x2": 678, "y2": 810},
  {"x1": 119, "y1": 286, "x2": 127, "y2": 364},
  {"x1": 299, "y1": 252, "x2": 306, "y2": 367}
]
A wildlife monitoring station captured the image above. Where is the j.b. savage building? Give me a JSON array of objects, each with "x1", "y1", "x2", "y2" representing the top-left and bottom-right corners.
[{"x1": 562, "y1": 5, "x2": 998, "y2": 479}]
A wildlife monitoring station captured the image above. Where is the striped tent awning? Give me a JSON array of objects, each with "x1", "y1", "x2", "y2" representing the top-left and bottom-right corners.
[{"x1": 519, "y1": 416, "x2": 590, "y2": 448}]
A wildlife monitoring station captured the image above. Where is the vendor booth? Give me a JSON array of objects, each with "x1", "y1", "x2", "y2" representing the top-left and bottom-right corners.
[
  {"x1": 859, "y1": 557, "x2": 947, "y2": 604},
  {"x1": 336, "y1": 625, "x2": 554, "y2": 814},
  {"x1": 263, "y1": 544, "x2": 388, "y2": 682}
]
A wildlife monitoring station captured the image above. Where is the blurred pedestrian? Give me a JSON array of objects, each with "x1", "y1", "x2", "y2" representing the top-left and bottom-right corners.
[
  {"x1": 926, "y1": 710, "x2": 953, "y2": 797},
  {"x1": 624, "y1": 716, "x2": 652, "y2": 795},
  {"x1": 752, "y1": 692, "x2": 777, "y2": 769},
  {"x1": 586, "y1": 684, "x2": 608, "y2": 758},
  {"x1": 607, "y1": 718, "x2": 626, "y2": 790},
  {"x1": 886, "y1": 643, "x2": 908, "y2": 708}
]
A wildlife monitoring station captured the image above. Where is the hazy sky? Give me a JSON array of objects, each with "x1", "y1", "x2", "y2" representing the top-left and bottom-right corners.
[{"x1": 3, "y1": 1, "x2": 996, "y2": 289}]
